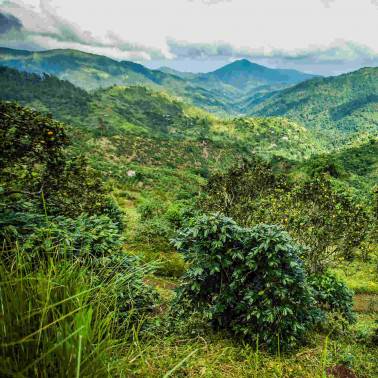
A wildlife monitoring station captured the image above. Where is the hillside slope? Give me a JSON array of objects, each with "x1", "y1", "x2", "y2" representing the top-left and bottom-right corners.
[
  {"x1": 0, "y1": 66, "x2": 321, "y2": 198},
  {"x1": 248, "y1": 67, "x2": 378, "y2": 145},
  {"x1": 296, "y1": 137, "x2": 378, "y2": 194},
  {"x1": 194, "y1": 59, "x2": 315, "y2": 92}
]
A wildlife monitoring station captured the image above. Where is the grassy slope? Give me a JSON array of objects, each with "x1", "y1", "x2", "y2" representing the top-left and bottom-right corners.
[{"x1": 248, "y1": 67, "x2": 378, "y2": 145}]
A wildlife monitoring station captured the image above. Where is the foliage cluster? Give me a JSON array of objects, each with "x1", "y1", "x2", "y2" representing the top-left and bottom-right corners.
[
  {"x1": 0, "y1": 101, "x2": 124, "y2": 249},
  {"x1": 173, "y1": 213, "x2": 355, "y2": 350},
  {"x1": 0, "y1": 101, "x2": 158, "y2": 376},
  {"x1": 201, "y1": 158, "x2": 373, "y2": 272}
]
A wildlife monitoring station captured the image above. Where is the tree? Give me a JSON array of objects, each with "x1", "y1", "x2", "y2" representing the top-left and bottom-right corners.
[{"x1": 201, "y1": 159, "x2": 371, "y2": 272}]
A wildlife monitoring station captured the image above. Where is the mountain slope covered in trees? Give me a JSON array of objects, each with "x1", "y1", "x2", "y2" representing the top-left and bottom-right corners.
[
  {"x1": 248, "y1": 67, "x2": 378, "y2": 145},
  {"x1": 0, "y1": 47, "x2": 315, "y2": 114}
]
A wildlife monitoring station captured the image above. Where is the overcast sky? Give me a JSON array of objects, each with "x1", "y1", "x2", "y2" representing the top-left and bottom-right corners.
[{"x1": 0, "y1": 0, "x2": 377, "y2": 74}]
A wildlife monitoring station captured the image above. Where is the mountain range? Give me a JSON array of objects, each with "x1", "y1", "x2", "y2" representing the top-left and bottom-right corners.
[
  {"x1": 0, "y1": 47, "x2": 377, "y2": 183},
  {"x1": 0, "y1": 47, "x2": 316, "y2": 114}
]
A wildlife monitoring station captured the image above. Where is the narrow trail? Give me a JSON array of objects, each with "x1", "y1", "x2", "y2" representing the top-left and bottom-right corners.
[{"x1": 353, "y1": 293, "x2": 378, "y2": 313}]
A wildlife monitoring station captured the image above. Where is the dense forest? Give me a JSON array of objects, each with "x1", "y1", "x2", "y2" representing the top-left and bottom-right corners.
[{"x1": 0, "y1": 50, "x2": 377, "y2": 377}]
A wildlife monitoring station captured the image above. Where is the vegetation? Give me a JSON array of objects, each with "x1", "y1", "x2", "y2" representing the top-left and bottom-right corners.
[
  {"x1": 0, "y1": 56, "x2": 377, "y2": 377},
  {"x1": 173, "y1": 214, "x2": 323, "y2": 350},
  {"x1": 249, "y1": 67, "x2": 378, "y2": 146},
  {"x1": 0, "y1": 48, "x2": 315, "y2": 114},
  {"x1": 201, "y1": 158, "x2": 374, "y2": 272}
]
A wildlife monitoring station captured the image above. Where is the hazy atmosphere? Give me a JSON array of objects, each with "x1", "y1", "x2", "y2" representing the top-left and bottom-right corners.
[{"x1": 1, "y1": 0, "x2": 378, "y2": 73}]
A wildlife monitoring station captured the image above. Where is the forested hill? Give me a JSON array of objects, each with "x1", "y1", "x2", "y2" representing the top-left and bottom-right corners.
[
  {"x1": 193, "y1": 58, "x2": 315, "y2": 91},
  {"x1": 0, "y1": 47, "x2": 187, "y2": 90},
  {"x1": 248, "y1": 67, "x2": 378, "y2": 145},
  {"x1": 0, "y1": 47, "x2": 315, "y2": 114},
  {"x1": 0, "y1": 65, "x2": 325, "y2": 211},
  {"x1": 0, "y1": 65, "x2": 320, "y2": 160}
]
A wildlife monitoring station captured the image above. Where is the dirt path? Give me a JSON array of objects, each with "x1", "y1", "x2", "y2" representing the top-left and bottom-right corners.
[{"x1": 353, "y1": 294, "x2": 378, "y2": 313}]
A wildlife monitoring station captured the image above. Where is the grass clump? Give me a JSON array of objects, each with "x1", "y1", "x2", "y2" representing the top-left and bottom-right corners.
[{"x1": 0, "y1": 245, "x2": 158, "y2": 377}]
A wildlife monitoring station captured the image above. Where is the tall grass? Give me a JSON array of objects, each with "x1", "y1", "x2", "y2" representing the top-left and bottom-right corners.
[{"x1": 0, "y1": 244, "x2": 154, "y2": 377}]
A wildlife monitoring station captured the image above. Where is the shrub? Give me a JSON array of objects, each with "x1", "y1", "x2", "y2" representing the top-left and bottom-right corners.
[
  {"x1": 22, "y1": 214, "x2": 123, "y2": 260},
  {"x1": 173, "y1": 213, "x2": 321, "y2": 350},
  {"x1": 137, "y1": 197, "x2": 164, "y2": 221},
  {"x1": 134, "y1": 217, "x2": 172, "y2": 249},
  {"x1": 134, "y1": 200, "x2": 192, "y2": 250},
  {"x1": 0, "y1": 102, "x2": 123, "y2": 236},
  {"x1": 102, "y1": 197, "x2": 126, "y2": 232},
  {"x1": 309, "y1": 272, "x2": 355, "y2": 324}
]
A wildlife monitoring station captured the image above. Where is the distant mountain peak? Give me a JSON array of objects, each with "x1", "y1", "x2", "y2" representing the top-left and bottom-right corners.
[
  {"x1": 215, "y1": 59, "x2": 262, "y2": 72},
  {"x1": 201, "y1": 58, "x2": 316, "y2": 89}
]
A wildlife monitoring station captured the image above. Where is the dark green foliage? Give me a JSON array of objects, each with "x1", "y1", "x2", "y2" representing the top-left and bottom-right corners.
[
  {"x1": 39, "y1": 156, "x2": 124, "y2": 226},
  {"x1": 0, "y1": 101, "x2": 124, "y2": 243},
  {"x1": 299, "y1": 137, "x2": 378, "y2": 193},
  {"x1": 0, "y1": 101, "x2": 68, "y2": 171},
  {"x1": 0, "y1": 66, "x2": 90, "y2": 121},
  {"x1": 309, "y1": 272, "x2": 355, "y2": 324},
  {"x1": 22, "y1": 214, "x2": 123, "y2": 260},
  {"x1": 0, "y1": 97, "x2": 158, "y2": 376},
  {"x1": 304, "y1": 155, "x2": 346, "y2": 178},
  {"x1": 135, "y1": 199, "x2": 193, "y2": 250},
  {"x1": 173, "y1": 213, "x2": 321, "y2": 350},
  {"x1": 200, "y1": 157, "x2": 286, "y2": 216}
]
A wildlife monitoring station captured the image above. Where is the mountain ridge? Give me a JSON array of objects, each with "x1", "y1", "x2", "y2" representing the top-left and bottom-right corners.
[{"x1": 0, "y1": 47, "x2": 315, "y2": 114}]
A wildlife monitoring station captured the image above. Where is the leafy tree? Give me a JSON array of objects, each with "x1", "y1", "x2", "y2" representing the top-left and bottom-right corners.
[
  {"x1": 201, "y1": 159, "x2": 371, "y2": 272},
  {"x1": 0, "y1": 101, "x2": 124, "y2": 247}
]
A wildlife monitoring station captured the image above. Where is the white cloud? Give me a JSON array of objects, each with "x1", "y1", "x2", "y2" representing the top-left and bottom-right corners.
[{"x1": 0, "y1": 0, "x2": 377, "y2": 73}]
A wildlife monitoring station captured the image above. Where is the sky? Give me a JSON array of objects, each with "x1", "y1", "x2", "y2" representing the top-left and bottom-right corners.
[{"x1": 0, "y1": 0, "x2": 377, "y2": 74}]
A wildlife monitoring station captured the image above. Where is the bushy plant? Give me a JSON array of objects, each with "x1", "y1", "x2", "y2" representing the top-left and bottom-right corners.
[
  {"x1": 309, "y1": 272, "x2": 356, "y2": 324},
  {"x1": 22, "y1": 214, "x2": 123, "y2": 260},
  {"x1": 173, "y1": 213, "x2": 321, "y2": 350},
  {"x1": 137, "y1": 197, "x2": 164, "y2": 221},
  {"x1": 135, "y1": 200, "x2": 193, "y2": 250},
  {"x1": 0, "y1": 102, "x2": 124, "y2": 239}
]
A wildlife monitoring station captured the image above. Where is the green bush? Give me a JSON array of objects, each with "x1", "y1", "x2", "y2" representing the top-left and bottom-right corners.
[
  {"x1": 173, "y1": 213, "x2": 321, "y2": 350},
  {"x1": 309, "y1": 272, "x2": 355, "y2": 324},
  {"x1": 22, "y1": 214, "x2": 123, "y2": 260},
  {"x1": 0, "y1": 102, "x2": 124, "y2": 238},
  {"x1": 137, "y1": 197, "x2": 164, "y2": 221},
  {"x1": 135, "y1": 200, "x2": 193, "y2": 250}
]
